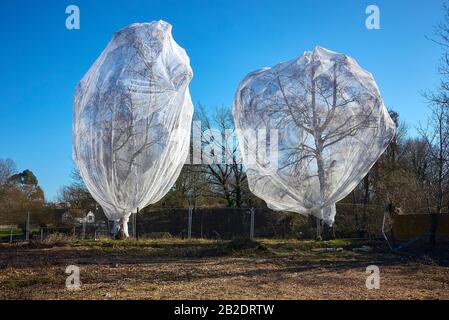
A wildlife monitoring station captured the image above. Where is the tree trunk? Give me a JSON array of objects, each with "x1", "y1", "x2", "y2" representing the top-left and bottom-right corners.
[
  {"x1": 223, "y1": 185, "x2": 233, "y2": 207},
  {"x1": 235, "y1": 185, "x2": 242, "y2": 208},
  {"x1": 113, "y1": 214, "x2": 130, "y2": 240},
  {"x1": 315, "y1": 217, "x2": 322, "y2": 240},
  {"x1": 311, "y1": 68, "x2": 327, "y2": 239}
]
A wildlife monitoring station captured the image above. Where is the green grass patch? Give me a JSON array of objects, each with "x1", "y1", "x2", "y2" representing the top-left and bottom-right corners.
[
  {"x1": 0, "y1": 229, "x2": 22, "y2": 238},
  {"x1": 11, "y1": 237, "x2": 386, "y2": 262}
]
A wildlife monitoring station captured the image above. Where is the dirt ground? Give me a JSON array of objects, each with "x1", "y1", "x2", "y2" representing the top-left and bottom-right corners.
[{"x1": 0, "y1": 238, "x2": 448, "y2": 300}]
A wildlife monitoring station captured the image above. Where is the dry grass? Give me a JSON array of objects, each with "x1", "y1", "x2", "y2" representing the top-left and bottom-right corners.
[{"x1": 0, "y1": 238, "x2": 448, "y2": 300}]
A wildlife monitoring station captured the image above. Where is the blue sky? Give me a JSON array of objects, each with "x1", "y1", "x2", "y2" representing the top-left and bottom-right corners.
[{"x1": 0, "y1": 0, "x2": 444, "y2": 200}]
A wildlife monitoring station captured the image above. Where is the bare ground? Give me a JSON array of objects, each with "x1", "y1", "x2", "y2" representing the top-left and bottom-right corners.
[{"x1": 0, "y1": 238, "x2": 448, "y2": 300}]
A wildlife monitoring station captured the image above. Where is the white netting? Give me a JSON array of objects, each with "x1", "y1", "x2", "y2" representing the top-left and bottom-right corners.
[
  {"x1": 73, "y1": 21, "x2": 193, "y2": 223},
  {"x1": 233, "y1": 47, "x2": 395, "y2": 225}
]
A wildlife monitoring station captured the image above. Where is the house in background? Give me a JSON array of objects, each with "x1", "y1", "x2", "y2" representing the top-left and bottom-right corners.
[
  {"x1": 61, "y1": 211, "x2": 72, "y2": 224},
  {"x1": 86, "y1": 211, "x2": 95, "y2": 224}
]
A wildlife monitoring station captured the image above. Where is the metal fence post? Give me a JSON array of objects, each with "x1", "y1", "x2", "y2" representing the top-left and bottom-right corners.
[
  {"x1": 136, "y1": 207, "x2": 139, "y2": 240},
  {"x1": 25, "y1": 211, "x2": 30, "y2": 241},
  {"x1": 316, "y1": 217, "x2": 321, "y2": 240},
  {"x1": 188, "y1": 208, "x2": 193, "y2": 239},
  {"x1": 250, "y1": 207, "x2": 255, "y2": 241},
  {"x1": 82, "y1": 211, "x2": 86, "y2": 240},
  {"x1": 133, "y1": 210, "x2": 136, "y2": 239}
]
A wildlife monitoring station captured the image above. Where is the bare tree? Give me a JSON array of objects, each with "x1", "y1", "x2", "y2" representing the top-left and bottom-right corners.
[
  {"x1": 242, "y1": 55, "x2": 378, "y2": 226},
  {"x1": 0, "y1": 158, "x2": 18, "y2": 223},
  {"x1": 417, "y1": 104, "x2": 449, "y2": 245},
  {"x1": 74, "y1": 24, "x2": 192, "y2": 239},
  {"x1": 0, "y1": 158, "x2": 17, "y2": 187},
  {"x1": 197, "y1": 105, "x2": 249, "y2": 208},
  {"x1": 58, "y1": 168, "x2": 97, "y2": 210},
  {"x1": 419, "y1": 1, "x2": 449, "y2": 245}
]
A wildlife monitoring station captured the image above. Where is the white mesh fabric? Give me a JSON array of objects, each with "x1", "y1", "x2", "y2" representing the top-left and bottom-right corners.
[
  {"x1": 233, "y1": 47, "x2": 395, "y2": 225},
  {"x1": 73, "y1": 21, "x2": 193, "y2": 221}
]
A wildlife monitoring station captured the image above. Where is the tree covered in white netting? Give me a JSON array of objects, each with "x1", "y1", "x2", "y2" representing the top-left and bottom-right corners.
[
  {"x1": 73, "y1": 21, "x2": 193, "y2": 237},
  {"x1": 233, "y1": 47, "x2": 396, "y2": 225}
]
